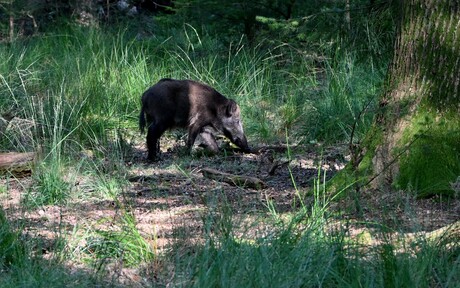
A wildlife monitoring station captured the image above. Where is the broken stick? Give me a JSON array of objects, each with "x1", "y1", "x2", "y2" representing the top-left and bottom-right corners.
[{"x1": 201, "y1": 167, "x2": 266, "y2": 190}]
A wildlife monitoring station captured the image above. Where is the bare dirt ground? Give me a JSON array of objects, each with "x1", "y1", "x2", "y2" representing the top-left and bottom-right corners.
[{"x1": 1, "y1": 135, "x2": 459, "y2": 285}]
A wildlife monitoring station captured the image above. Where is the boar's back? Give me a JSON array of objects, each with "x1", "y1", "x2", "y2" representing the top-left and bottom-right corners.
[{"x1": 141, "y1": 79, "x2": 229, "y2": 129}]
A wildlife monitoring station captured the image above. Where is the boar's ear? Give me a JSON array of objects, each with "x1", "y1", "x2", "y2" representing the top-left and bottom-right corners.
[{"x1": 225, "y1": 100, "x2": 238, "y2": 117}]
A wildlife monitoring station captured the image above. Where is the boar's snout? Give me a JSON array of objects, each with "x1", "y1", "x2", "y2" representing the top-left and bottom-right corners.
[
  {"x1": 235, "y1": 135, "x2": 250, "y2": 152},
  {"x1": 223, "y1": 128, "x2": 250, "y2": 152},
  {"x1": 221, "y1": 100, "x2": 250, "y2": 152}
]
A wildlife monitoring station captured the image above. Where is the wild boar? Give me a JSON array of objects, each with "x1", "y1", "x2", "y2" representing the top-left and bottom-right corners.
[{"x1": 139, "y1": 78, "x2": 249, "y2": 160}]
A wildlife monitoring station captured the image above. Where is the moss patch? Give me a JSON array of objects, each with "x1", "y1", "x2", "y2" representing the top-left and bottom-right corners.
[
  {"x1": 328, "y1": 125, "x2": 383, "y2": 195},
  {"x1": 396, "y1": 109, "x2": 460, "y2": 197},
  {"x1": 331, "y1": 108, "x2": 460, "y2": 199}
]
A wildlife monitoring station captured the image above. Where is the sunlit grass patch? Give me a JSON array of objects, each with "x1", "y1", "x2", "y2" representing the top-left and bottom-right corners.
[{"x1": 81, "y1": 209, "x2": 156, "y2": 269}]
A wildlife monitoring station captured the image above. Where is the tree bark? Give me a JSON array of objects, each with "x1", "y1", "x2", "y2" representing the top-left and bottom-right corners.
[{"x1": 360, "y1": 0, "x2": 460, "y2": 197}]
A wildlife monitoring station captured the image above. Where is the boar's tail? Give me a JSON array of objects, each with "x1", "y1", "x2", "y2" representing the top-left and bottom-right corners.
[{"x1": 139, "y1": 106, "x2": 146, "y2": 134}]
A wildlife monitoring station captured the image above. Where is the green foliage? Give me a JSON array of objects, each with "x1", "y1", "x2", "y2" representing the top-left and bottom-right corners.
[
  {"x1": 179, "y1": 231, "x2": 458, "y2": 287},
  {"x1": 171, "y1": 0, "x2": 297, "y2": 40},
  {"x1": 307, "y1": 52, "x2": 384, "y2": 143},
  {"x1": 1, "y1": 25, "x2": 145, "y2": 151},
  {"x1": 169, "y1": 0, "x2": 397, "y2": 60},
  {"x1": 94, "y1": 175, "x2": 124, "y2": 199}
]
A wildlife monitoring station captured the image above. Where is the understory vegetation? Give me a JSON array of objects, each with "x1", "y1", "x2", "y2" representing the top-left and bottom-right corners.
[{"x1": 0, "y1": 1, "x2": 459, "y2": 287}]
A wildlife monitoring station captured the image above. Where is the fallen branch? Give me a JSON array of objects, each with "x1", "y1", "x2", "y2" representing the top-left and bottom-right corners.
[
  {"x1": 201, "y1": 168, "x2": 267, "y2": 190},
  {"x1": 0, "y1": 152, "x2": 36, "y2": 176},
  {"x1": 128, "y1": 175, "x2": 156, "y2": 182},
  {"x1": 268, "y1": 160, "x2": 290, "y2": 176},
  {"x1": 422, "y1": 220, "x2": 460, "y2": 245},
  {"x1": 251, "y1": 144, "x2": 298, "y2": 154},
  {"x1": 382, "y1": 221, "x2": 460, "y2": 251}
]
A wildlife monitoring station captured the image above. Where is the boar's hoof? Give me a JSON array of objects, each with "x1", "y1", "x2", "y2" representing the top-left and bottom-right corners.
[{"x1": 146, "y1": 154, "x2": 159, "y2": 162}]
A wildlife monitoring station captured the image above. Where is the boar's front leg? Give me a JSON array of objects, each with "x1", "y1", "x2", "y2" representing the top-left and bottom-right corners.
[
  {"x1": 186, "y1": 123, "x2": 204, "y2": 153},
  {"x1": 146, "y1": 123, "x2": 167, "y2": 161}
]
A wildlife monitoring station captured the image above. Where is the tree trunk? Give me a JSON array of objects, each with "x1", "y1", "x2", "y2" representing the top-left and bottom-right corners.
[{"x1": 359, "y1": 0, "x2": 460, "y2": 197}]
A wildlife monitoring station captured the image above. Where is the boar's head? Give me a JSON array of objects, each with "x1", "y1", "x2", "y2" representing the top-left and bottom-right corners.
[{"x1": 221, "y1": 100, "x2": 249, "y2": 152}]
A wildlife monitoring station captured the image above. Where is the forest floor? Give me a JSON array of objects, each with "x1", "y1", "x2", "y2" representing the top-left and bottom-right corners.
[{"x1": 1, "y1": 134, "x2": 459, "y2": 285}]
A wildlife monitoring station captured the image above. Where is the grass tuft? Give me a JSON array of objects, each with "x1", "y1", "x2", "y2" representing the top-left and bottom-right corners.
[{"x1": 26, "y1": 162, "x2": 71, "y2": 206}]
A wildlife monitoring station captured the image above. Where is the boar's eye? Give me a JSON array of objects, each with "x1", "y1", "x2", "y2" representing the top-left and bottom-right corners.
[{"x1": 234, "y1": 119, "x2": 242, "y2": 127}]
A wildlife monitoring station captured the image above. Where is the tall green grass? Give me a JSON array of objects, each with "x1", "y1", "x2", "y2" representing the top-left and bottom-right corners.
[
  {"x1": 163, "y1": 171, "x2": 459, "y2": 288},
  {"x1": 1, "y1": 22, "x2": 388, "y2": 151}
]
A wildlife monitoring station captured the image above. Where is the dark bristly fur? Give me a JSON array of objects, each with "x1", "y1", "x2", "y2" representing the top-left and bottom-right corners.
[{"x1": 140, "y1": 78, "x2": 249, "y2": 160}]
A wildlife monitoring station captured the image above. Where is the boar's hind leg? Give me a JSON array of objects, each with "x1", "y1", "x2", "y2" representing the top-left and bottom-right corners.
[{"x1": 146, "y1": 123, "x2": 167, "y2": 160}]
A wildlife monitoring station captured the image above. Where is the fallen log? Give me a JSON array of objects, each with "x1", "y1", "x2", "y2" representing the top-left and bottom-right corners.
[
  {"x1": 201, "y1": 167, "x2": 266, "y2": 190},
  {"x1": 0, "y1": 152, "x2": 36, "y2": 176}
]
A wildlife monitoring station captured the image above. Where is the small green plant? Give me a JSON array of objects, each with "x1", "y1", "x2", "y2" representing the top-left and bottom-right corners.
[
  {"x1": 0, "y1": 184, "x2": 7, "y2": 195},
  {"x1": 96, "y1": 176, "x2": 123, "y2": 200},
  {"x1": 26, "y1": 163, "x2": 70, "y2": 207}
]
